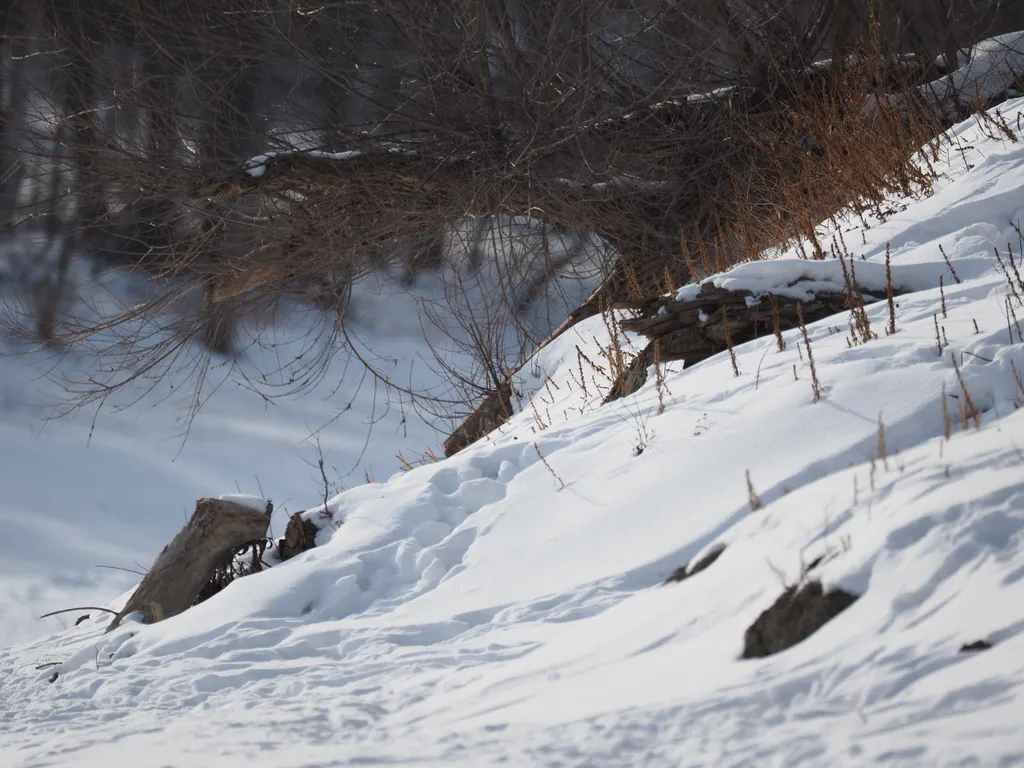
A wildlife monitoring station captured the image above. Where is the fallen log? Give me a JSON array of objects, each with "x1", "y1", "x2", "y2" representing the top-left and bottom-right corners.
[
  {"x1": 443, "y1": 382, "x2": 514, "y2": 458},
  {"x1": 441, "y1": 276, "x2": 645, "y2": 456},
  {"x1": 443, "y1": 271, "x2": 900, "y2": 450},
  {"x1": 106, "y1": 497, "x2": 272, "y2": 632},
  {"x1": 605, "y1": 278, "x2": 894, "y2": 402}
]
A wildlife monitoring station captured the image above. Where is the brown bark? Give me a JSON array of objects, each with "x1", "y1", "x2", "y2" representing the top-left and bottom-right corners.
[
  {"x1": 106, "y1": 497, "x2": 271, "y2": 631},
  {"x1": 444, "y1": 381, "x2": 513, "y2": 457},
  {"x1": 278, "y1": 512, "x2": 318, "y2": 561}
]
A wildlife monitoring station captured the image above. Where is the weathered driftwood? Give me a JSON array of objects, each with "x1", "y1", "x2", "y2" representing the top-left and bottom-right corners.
[
  {"x1": 106, "y1": 498, "x2": 271, "y2": 631},
  {"x1": 620, "y1": 282, "x2": 876, "y2": 364}
]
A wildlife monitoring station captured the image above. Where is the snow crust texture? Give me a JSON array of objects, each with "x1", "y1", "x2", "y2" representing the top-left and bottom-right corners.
[{"x1": 2, "y1": 101, "x2": 1024, "y2": 768}]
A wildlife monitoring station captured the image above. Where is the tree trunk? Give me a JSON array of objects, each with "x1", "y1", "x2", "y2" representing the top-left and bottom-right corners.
[
  {"x1": 0, "y1": 8, "x2": 26, "y2": 232},
  {"x1": 200, "y1": 276, "x2": 235, "y2": 356},
  {"x1": 106, "y1": 497, "x2": 271, "y2": 631},
  {"x1": 195, "y1": 64, "x2": 260, "y2": 353},
  {"x1": 109, "y1": 45, "x2": 182, "y2": 265}
]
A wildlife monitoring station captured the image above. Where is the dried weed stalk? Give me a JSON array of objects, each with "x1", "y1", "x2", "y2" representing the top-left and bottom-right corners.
[
  {"x1": 796, "y1": 303, "x2": 822, "y2": 402},
  {"x1": 951, "y1": 353, "x2": 982, "y2": 430},
  {"x1": 746, "y1": 470, "x2": 763, "y2": 512},
  {"x1": 885, "y1": 244, "x2": 898, "y2": 334}
]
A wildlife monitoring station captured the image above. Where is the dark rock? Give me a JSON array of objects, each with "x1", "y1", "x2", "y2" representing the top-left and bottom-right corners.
[
  {"x1": 742, "y1": 581, "x2": 858, "y2": 658},
  {"x1": 665, "y1": 565, "x2": 688, "y2": 583},
  {"x1": 664, "y1": 545, "x2": 725, "y2": 584},
  {"x1": 960, "y1": 639, "x2": 993, "y2": 652}
]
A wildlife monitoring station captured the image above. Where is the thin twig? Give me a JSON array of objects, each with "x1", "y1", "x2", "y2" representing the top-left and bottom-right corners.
[
  {"x1": 754, "y1": 345, "x2": 771, "y2": 390},
  {"x1": 39, "y1": 606, "x2": 120, "y2": 619},
  {"x1": 534, "y1": 443, "x2": 566, "y2": 491},
  {"x1": 94, "y1": 564, "x2": 147, "y2": 576},
  {"x1": 939, "y1": 244, "x2": 961, "y2": 284},
  {"x1": 951, "y1": 353, "x2": 981, "y2": 430}
]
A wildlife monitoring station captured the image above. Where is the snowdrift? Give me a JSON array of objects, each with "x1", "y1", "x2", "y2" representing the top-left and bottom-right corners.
[{"x1": 2, "y1": 99, "x2": 1024, "y2": 767}]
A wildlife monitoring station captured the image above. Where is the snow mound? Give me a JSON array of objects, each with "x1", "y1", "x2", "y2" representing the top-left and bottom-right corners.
[{"x1": 2, "y1": 102, "x2": 1024, "y2": 768}]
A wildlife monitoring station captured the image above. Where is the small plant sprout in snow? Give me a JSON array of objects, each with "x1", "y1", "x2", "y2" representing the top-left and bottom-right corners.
[
  {"x1": 721, "y1": 303, "x2": 740, "y2": 377},
  {"x1": 769, "y1": 293, "x2": 786, "y2": 351}
]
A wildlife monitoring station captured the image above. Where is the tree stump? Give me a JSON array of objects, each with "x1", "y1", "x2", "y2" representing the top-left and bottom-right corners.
[
  {"x1": 106, "y1": 497, "x2": 271, "y2": 631},
  {"x1": 278, "y1": 512, "x2": 319, "y2": 561}
]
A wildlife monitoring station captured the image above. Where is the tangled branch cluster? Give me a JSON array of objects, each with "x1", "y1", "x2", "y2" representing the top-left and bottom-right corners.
[{"x1": 1, "y1": 0, "x2": 1021, "y2": 421}]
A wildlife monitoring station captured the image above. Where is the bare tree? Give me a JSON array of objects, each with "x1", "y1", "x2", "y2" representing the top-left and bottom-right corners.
[{"x1": 1, "y1": 0, "x2": 1021, "y2": 421}]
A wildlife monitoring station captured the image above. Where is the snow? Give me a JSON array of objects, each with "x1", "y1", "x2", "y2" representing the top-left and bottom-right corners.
[
  {"x1": 244, "y1": 149, "x2": 363, "y2": 178},
  {"x1": 676, "y1": 252, "x2": 995, "y2": 303},
  {"x1": 869, "y1": 31, "x2": 1024, "y2": 118},
  {"x1": 2, "y1": 97, "x2": 1024, "y2": 766},
  {"x1": 0, "y1": 217, "x2": 602, "y2": 647},
  {"x1": 217, "y1": 494, "x2": 270, "y2": 513},
  {"x1": 922, "y1": 32, "x2": 1024, "y2": 112}
]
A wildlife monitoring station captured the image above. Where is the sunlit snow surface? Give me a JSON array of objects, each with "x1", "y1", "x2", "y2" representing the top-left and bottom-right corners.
[
  {"x1": 2, "y1": 100, "x2": 1024, "y2": 767},
  {"x1": 0, "y1": 220, "x2": 602, "y2": 648}
]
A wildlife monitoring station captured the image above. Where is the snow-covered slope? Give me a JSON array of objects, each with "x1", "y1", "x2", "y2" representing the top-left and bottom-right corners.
[
  {"x1": 0, "y1": 226, "x2": 601, "y2": 647},
  {"x1": 2, "y1": 100, "x2": 1024, "y2": 767}
]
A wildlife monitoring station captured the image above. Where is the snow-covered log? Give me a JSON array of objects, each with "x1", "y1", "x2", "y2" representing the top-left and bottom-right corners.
[
  {"x1": 606, "y1": 278, "x2": 896, "y2": 402},
  {"x1": 873, "y1": 32, "x2": 1024, "y2": 120}
]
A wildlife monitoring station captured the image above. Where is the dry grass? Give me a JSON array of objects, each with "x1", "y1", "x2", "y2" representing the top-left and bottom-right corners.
[
  {"x1": 685, "y1": 55, "x2": 946, "y2": 288},
  {"x1": 796, "y1": 303, "x2": 822, "y2": 402},
  {"x1": 746, "y1": 470, "x2": 763, "y2": 512},
  {"x1": 396, "y1": 447, "x2": 441, "y2": 471},
  {"x1": 886, "y1": 245, "x2": 898, "y2": 334},
  {"x1": 951, "y1": 353, "x2": 982, "y2": 430}
]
